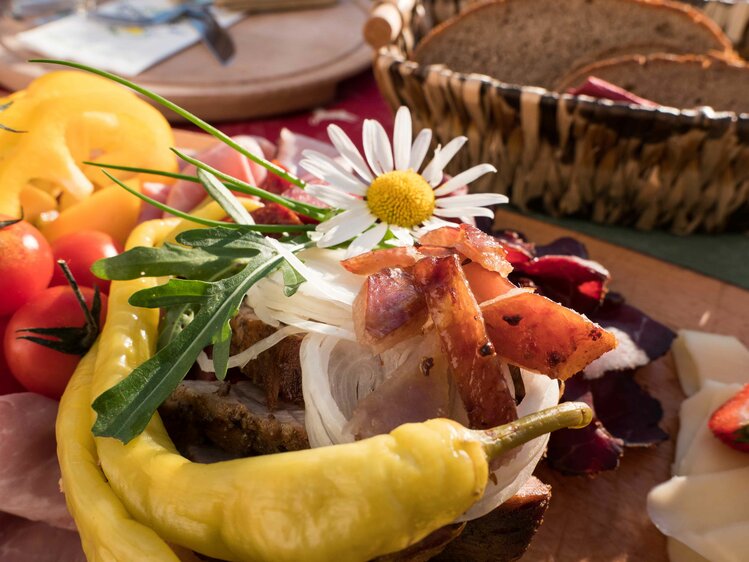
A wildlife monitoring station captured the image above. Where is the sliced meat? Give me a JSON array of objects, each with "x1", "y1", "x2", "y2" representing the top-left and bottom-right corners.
[
  {"x1": 230, "y1": 312, "x2": 304, "y2": 408},
  {"x1": 0, "y1": 393, "x2": 74, "y2": 530},
  {"x1": 0, "y1": 513, "x2": 85, "y2": 562},
  {"x1": 482, "y1": 292, "x2": 617, "y2": 380},
  {"x1": 373, "y1": 523, "x2": 466, "y2": 562},
  {"x1": 413, "y1": 256, "x2": 518, "y2": 429},
  {"x1": 160, "y1": 380, "x2": 309, "y2": 458},
  {"x1": 353, "y1": 268, "x2": 428, "y2": 354},
  {"x1": 346, "y1": 337, "x2": 467, "y2": 440},
  {"x1": 434, "y1": 476, "x2": 552, "y2": 562},
  {"x1": 419, "y1": 225, "x2": 513, "y2": 277},
  {"x1": 341, "y1": 246, "x2": 454, "y2": 276}
]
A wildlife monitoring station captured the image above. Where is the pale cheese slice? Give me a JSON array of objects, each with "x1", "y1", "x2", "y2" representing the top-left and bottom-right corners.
[
  {"x1": 675, "y1": 382, "x2": 745, "y2": 476},
  {"x1": 647, "y1": 467, "x2": 749, "y2": 562},
  {"x1": 672, "y1": 330, "x2": 749, "y2": 396},
  {"x1": 667, "y1": 538, "x2": 709, "y2": 562}
]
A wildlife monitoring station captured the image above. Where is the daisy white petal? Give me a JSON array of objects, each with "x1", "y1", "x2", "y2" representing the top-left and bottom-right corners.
[
  {"x1": 306, "y1": 184, "x2": 360, "y2": 209},
  {"x1": 372, "y1": 120, "x2": 395, "y2": 173},
  {"x1": 328, "y1": 124, "x2": 373, "y2": 182},
  {"x1": 301, "y1": 151, "x2": 368, "y2": 196},
  {"x1": 393, "y1": 107, "x2": 412, "y2": 171},
  {"x1": 346, "y1": 222, "x2": 389, "y2": 257},
  {"x1": 433, "y1": 164, "x2": 498, "y2": 196},
  {"x1": 422, "y1": 136, "x2": 468, "y2": 186},
  {"x1": 315, "y1": 201, "x2": 368, "y2": 233},
  {"x1": 363, "y1": 120, "x2": 385, "y2": 176},
  {"x1": 435, "y1": 192, "x2": 508, "y2": 208},
  {"x1": 389, "y1": 225, "x2": 415, "y2": 246},
  {"x1": 299, "y1": 159, "x2": 366, "y2": 196},
  {"x1": 318, "y1": 210, "x2": 377, "y2": 247},
  {"x1": 409, "y1": 129, "x2": 432, "y2": 172},
  {"x1": 434, "y1": 206, "x2": 495, "y2": 219}
]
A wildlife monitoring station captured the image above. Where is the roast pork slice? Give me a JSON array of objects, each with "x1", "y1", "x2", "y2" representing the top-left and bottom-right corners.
[{"x1": 160, "y1": 380, "x2": 309, "y2": 459}]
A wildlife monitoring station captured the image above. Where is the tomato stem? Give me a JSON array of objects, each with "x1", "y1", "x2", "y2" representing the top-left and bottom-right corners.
[{"x1": 57, "y1": 260, "x2": 99, "y2": 331}]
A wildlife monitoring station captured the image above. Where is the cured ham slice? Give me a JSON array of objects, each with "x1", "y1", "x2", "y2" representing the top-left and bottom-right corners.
[
  {"x1": 166, "y1": 136, "x2": 268, "y2": 214},
  {"x1": 0, "y1": 513, "x2": 85, "y2": 562},
  {"x1": 0, "y1": 393, "x2": 74, "y2": 530},
  {"x1": 413, "y1": 255, "x2": 517, "y2": 428},
  {"x1": 482, "y1": 292, "x2": 616, "y2": 380},
  {"x1": 353, "y1": 268, "x2": 428, "y2": 353},
  {"x1": 419, "y1": 224, "x2": 513, "y2": 277}
]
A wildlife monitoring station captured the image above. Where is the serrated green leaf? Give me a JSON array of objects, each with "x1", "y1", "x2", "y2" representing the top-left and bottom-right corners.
[
  {"x1": 129, "y1": 279, "x2": 213, "y2": 308},
  {"x1": 175, "y1": 227, "x2": 273, "y2": 257},
  {"x1": 91, "y1": 250, "x2": 290, "y2": 443},
  {"x1": 158, "y1": 304, "x2": 196, "y2": 351},
  {"x1": 92, "y1": 243, "x2": 235, "y2": 281},
  {"x1": 281, "y1": 262, "x2": 305, "y2": 297}
]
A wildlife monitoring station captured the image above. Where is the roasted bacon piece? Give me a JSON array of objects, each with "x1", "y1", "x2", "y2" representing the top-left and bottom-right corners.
[
  {"x1": 342, "y1": 247, "x2": 425, "y2": 276},
  {"x1": 341, "y1": 246, "x2": 454, "y2": 276},
  {"x1": 419, "y1": 224, "x2": 513, "y2": 277},
  {"x1": 353, "y1": 268, "x2": 428, "y2": 353},
  {"x1": 462, "y1": 262, "x2": 516, "y2": 304},
  {"x1": 482, "y1": 292, "x2": 616, "y2": 380},
  {"x1": 413, "y1": 255, "x2": 517, "y2": 428}
]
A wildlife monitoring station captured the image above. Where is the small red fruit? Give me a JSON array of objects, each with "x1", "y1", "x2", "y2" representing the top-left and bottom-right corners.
[
  {"x1": 709, "y1": 383, "x2": 749, "y2": 453},
  {"x1": 50, "y1": 231, "x2": 122, "y2": 293}
]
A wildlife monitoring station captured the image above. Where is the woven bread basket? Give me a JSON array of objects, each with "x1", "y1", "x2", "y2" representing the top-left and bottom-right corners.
[{"x1": 365, "y1": 0, "x2": 749, "y2": 233}]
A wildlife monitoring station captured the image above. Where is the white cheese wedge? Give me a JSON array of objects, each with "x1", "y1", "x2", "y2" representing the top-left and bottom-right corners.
[
  {"x1": 674, "y1": 382, "x2": 744, "y2": 476},
  {"x1": 647, "y1": 467, "x2": 749, "y2": 562},
  {"x1": 672, "y1": 330, "x2": 749, "y2": 396},
  {"x1": 667, "y1": 538, "x2": 709, "y2": 562}
]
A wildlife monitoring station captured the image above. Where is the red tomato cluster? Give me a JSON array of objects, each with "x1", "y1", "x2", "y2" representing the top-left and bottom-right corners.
[{"x1": 0, "y1": 217, "x2": 118, "y2": 399}]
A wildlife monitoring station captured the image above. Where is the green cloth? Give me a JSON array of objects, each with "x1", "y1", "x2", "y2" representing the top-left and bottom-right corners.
[{"x1": 514, "y1": 210, "x2": 749, "y2": 290}]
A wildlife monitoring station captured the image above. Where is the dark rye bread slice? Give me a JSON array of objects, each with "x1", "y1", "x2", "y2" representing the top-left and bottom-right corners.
[
  {"x1": 555, "y1": 53, "x2": 749, "y2": 114},
  {"x1": 412, "y1": 0, "x2": 735, "y2": 90}
]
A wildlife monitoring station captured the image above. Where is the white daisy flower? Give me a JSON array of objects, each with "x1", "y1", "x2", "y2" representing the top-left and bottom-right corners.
[{"x1": 299, "y1": 106, "x2": 508, "y2": 257}]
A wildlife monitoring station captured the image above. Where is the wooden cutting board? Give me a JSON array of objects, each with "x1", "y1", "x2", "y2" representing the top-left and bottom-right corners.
[
  {"x1": 172, "y1": 129, "x2": 748, "y2": 561},
  {"x1": 493, "y1": 209, "x2": 749, "y2": 562},
  {"x1": 0, "y1": 0, "x2": 371, "y2": 121}
]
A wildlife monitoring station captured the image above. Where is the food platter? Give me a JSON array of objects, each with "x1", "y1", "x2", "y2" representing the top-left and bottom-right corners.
[
  {"x1": 169, "y1": 128, "x2": 749, "y2": 561},
  {"x1": 0, "y1": 0, "x2": 372, "y2": 121}
]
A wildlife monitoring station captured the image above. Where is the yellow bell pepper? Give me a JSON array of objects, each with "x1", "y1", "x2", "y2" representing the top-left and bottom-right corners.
[
  {"x1": 0, "y1": 71, "x2": 176, "y2": 221},
  {"x1": 66, "y1": 219, "x2": 591, "y2": 562},
  {"x1": 39, "y1": 179, "x2": 143, "y2": 245}
]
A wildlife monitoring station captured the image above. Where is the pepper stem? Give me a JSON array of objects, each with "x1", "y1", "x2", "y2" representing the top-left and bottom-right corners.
[{"x1": 479, "y1": 402, "x2": 592, "y2": 462}]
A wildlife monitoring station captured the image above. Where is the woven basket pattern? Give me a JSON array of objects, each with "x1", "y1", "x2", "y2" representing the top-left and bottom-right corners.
[{"x1": 372, "y1": 0, "x2": 749, "y2": 233}]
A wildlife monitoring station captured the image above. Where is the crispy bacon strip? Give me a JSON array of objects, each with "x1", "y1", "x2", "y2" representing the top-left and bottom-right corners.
[
  {"x1": 352, "y1": 268, "x2": 428, "y2": 353},
  {"x1": 419, "y1": 224, "x2": 513, "y2": 277},
  {"x1": 341, "y1": 246, "x2": 454, "y2": 276},
  {"x1": 482, "y1": 292, "x2": 617, "y2": 380},
  {"x1": 413, "y1": 255, "x2": 517, "y2": 428}
]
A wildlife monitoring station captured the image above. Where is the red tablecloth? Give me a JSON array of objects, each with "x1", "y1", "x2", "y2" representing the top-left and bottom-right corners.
[{"x1": 185, "y1": 69, "x2": 395, "y2": 148}]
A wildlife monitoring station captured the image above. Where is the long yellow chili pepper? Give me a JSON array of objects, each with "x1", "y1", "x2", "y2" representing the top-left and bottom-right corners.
[
  {"x1": 56, "y1": 344, "x2": 184, "y2": 562},
  {"x1": 81, "y1": 219, "x2": 591, "y2": 562}
]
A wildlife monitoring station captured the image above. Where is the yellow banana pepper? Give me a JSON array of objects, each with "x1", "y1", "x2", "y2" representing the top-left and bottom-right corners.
[
  {"x1": 56, "y1": 344, "x2": 184, "y2": 562},
  {"x1": 62, "y1": 219, "x2": 590, "y2": 562}
]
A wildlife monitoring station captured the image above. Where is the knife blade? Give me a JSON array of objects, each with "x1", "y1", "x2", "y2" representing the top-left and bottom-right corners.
[{"x1": 184, "y1": 4, "x2": 235, "y2": 65}]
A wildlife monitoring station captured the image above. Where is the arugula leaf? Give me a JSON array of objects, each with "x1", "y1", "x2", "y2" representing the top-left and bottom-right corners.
[
  {"x1": 92, "y1": 250, "x2": 288, "y2": 443},
  {"x1": 281, "y1": 263, "x2": 305, "y2": 297},
  {"x1": 129, "y1": 279, "x2": 212, "y2": 308},
  {"x1": 175, "y1": 227, "x2": 274, "y2": 257},
  {"x1": 158, "y1": 304, "x2": 196, "y2": 351},
  {"x1": 92, "y1": 243, "x2": 237, "y2": 281}
]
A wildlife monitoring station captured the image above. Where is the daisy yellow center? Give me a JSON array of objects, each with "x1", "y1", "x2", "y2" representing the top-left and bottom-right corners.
[{"x1": 366, "y1": 170, "x2": 435, "y2": 228}]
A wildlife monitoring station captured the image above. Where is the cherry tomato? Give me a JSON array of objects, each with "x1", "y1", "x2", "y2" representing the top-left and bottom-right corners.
[
  {"x1": 4, "y1": 286, "x2": 107, "y2": 400},
  {"x1": 50, "y1": 231, "x2": 122, "y2": 293},
  {"x1": 0, "y1": 216, "x2": 54, "y2": 316},
  {"x1": 0, "y1": 317, "x2": 25, "y2": 395}
]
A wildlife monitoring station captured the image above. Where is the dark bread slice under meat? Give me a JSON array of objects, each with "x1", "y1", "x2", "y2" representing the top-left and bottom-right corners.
[
  {"x1": 555, "y1": 53, "x2": 749, "y2": 114},
  {"x1": 412, "y1": 0, "x2": 736, "y2": 90}
]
